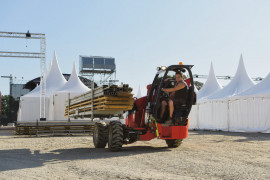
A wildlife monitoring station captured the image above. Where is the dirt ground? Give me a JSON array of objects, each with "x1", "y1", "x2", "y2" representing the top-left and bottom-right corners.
[{"x1": 0, "y1": 129, "x2": 270, "y2": 180}]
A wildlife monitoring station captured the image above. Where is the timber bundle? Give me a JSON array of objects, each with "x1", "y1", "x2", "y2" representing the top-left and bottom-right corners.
[{"x1": 65, "y1": 84, "x2": 134, "y2": 117}]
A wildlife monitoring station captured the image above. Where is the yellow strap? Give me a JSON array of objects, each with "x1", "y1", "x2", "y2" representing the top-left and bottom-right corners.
[{"x1": 152, "y1": 118, "x2": 159, "y2": 138}]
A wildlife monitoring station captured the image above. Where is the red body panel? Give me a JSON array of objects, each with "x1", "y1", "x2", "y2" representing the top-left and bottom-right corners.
[
  {"x1": 139, "y1": 119, "x2": 189, "y2": 141},
  {"x1": 157, "y1": 120, "x2": 189, "y2": 139},
  {"x1": 125, "y1": 96, "x2": 147, "y2": 128},
  {"x1": 139, "y1": 131, "x2": 156, "y2": 141}
]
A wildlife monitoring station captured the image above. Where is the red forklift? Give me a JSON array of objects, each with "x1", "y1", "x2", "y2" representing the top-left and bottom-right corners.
[{"x1": 93, "y1": 63, "x2": 196, "y2": 151}]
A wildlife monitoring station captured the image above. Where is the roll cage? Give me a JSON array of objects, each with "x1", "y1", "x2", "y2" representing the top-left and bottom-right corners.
[{"x1": 146, "y1": 65, "x2": 195, "y2": 121}]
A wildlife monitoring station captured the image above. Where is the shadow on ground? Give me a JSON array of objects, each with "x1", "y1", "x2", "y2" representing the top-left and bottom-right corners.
[
  {"x1": 190, "y1": 130, "x2": 270, "y2": 142},
  {"x1": 0, "y1": 146, "x2": 170, "y2": 172}
]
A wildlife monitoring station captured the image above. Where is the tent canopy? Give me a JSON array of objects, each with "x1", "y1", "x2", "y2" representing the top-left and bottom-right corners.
[
  {"x1": 23, "y1": 51, "x2": 67, "y2": 97},
  {"x1": 207, "y1": 54, "x2": 254, "y2": 100},
  {"x1": 197, "y1": 62, "x2": 222, "y2": 100},
  {"x1": 49, "y1": 62, "x2": 90, "y2": 120},
  {"x1": 232, "y1": 72, "x2": 270, "y2": 98},
  {"x1": 57, "y1": 62, "x2": 90, "y2": 93}
]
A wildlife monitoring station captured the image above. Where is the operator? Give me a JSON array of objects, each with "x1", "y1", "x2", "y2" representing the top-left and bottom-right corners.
[{"x1": 160, "y1": 71, "x2": 188, "y2": 124}]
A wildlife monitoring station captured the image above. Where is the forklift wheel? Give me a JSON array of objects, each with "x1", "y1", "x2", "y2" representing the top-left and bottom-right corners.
[
  {"x1": 108, "y1": 121, "x2": 123, "y2": 152},
  {"x1": 165, "y1": 139, "x2": 183, "y2": 148},
  {"x1": 93, "y1": 122, "x2": 108, "y2": 148}
]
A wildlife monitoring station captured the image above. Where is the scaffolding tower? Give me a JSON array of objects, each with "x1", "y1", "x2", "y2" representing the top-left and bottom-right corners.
[
  {"x1": 79, "y1": 56, "x2": 117, "y2": 86},
  {"x1": 0, "y1": 31, "x2": 46, "y2": 120}
]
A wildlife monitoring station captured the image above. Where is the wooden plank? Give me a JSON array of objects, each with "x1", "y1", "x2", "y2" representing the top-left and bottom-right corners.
[
  {"x1": 65, "y1": 84, "x2": 134, "y2": 118},
  {"x1": 97, "y1": 96, "x2": 133, "y2": 101},
  {"x1": 94, "y1": 100, "x2": 133, "y2": 105},
  {"x1": 96, "y1": 108, "x2": 132, "y2": 111},
  {"x1": 98, "y1": 105, "x2": 133, "y2": 109},
  {"x1": 67, "y1": 92, "x2": 133, "y2": 107},
  {"x1": 117, "y1": 91, "x2": 133, "y2": 95}
]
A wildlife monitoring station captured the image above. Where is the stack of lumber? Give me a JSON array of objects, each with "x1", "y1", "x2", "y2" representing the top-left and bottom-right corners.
[
  {"x1": 16, "y1": 121, "x2": 94, "y2": 136},
  {"x1": 65, "y1": 84, "x2": 134, "y2": 117}
]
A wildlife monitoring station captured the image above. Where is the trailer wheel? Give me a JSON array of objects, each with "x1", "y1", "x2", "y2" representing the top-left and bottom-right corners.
[
  {"x1": 93, "y1": 122, "x2": 108, "y2": 148},
  {"x1": 166, "y1": 139, "x2": 183, "y2": 148},
  {"x1": 108, "y1": 121, "x2": 123, "y2": 152}
]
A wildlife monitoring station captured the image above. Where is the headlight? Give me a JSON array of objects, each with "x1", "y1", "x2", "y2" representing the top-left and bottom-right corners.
[{"x1": 161, "y1": 66, "x2": 166, "y2": 70}]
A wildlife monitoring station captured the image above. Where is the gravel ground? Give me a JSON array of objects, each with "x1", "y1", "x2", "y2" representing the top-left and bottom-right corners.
[{"x1": 0, "y1": 129, "x2": 270, "y2": 180}]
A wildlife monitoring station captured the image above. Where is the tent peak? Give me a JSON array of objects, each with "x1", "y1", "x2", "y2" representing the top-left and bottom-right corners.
[
  {"x1": 136, "y1": 85, "x2": 142, "y2": 98},
  {"x1": 72, "y1": 61, "x2": 77, "y2": 76},
  {"x1": 206, "y1": 55, "x2": 254, "y2": 99},
  {"x1": 23, "y1": 52, "x2": 67, "y2": 97},
  {"x1": 57, "y1": 62, "x2": 89, "y2": 93},
  {"x1": 197, "y1": 62, "x2": 222, "y2": 100}
]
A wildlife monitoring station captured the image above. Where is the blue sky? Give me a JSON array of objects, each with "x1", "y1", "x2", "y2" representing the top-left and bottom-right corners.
[{"x1": 1, "y1": 0, "x2": 270, "y2": 95}]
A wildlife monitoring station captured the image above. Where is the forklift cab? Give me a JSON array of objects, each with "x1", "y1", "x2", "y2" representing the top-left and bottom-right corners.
[{"x1": 146, "y1": 64, "x2": 195, "y2": 126}]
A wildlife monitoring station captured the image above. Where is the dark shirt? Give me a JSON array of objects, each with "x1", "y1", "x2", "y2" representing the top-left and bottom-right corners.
[{"x1": 174, "y1": 81, "x2": 188, "y2": 106}]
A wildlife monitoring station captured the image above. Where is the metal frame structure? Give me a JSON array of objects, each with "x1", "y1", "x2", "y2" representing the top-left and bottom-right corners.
[
  {"x1": 193, "y1": 74, "x2": 264, "y2": 81},
  {"x1": 79, "y1": 55, "x2": 117, "y2": 86},
  {"x1": 0, "y1": 31, "x2": 46, "y2": 120}
]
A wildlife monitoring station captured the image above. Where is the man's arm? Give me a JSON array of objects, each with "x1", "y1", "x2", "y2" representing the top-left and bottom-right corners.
[{"x1": 162, "y1": 82, "x2": 185, "y2": 92}]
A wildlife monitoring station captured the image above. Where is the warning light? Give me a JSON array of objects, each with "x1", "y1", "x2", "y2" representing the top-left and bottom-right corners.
[{"x1": 179, "y1": 62, "x2": 183, "y2": 65}]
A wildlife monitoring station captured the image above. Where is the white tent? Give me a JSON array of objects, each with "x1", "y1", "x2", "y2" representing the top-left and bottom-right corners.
[
  {"x1": 190, "y1": 55, "x2": 256, "y2": 131},
  {"x1": 18, "y1": 51, "x2": 67, "y2": 122},
  {"x1": 24, "y1": 52, "x2": 67, "y2": 97},
  {"x1": 228, "y1": 97, "x2": 270, "y2": 133},
  {"x1": 197, "y1": 62, "x2": 222, "y2": 100},
  {"x1": 190, "y1": 62, "x2": 222, "y2": 129},
  {"x1": 191, "y1": 71, "x2": 270, "y2": 133},
  {"x1": 189, "y1": 83, "x2": 199, "y2": 129},
  {"x1": 49, "y1": 62, "x2": 90, "y2": 120},
  {"x1": 236, "y1": 73, "x2": 270, "y2": 97},
  {"x1": 227, "y1": 72, "x2": 270, "y2": 133},
  {"x1": 207, "y1": 54, "x2": 255, "y2": 100},
  {"x1": 136, "y1": 85, "x2": 142, "y2": 98}
]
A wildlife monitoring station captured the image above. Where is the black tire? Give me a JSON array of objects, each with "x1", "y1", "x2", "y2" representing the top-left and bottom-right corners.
[
  {"x1": 166, "y1": 139, "x2": 183, "y2": 148},
  {"x1": 93, "y1": 122, "x2": 108, "y2": 148},
  {"x1": 108, "y1": 121, "x2": 123, "y2": 152}
]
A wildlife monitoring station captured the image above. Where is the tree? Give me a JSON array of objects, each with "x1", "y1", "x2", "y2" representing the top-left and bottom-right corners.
[
  {"x1": 1, "y1": 95, "x2": 10, "y2": 119},
  {"x1": 1, "y1": 95, "x2": 18, "y2": 125},
  {"x1": 194, "y1": 81, "x2": 204, "y2": 90}
]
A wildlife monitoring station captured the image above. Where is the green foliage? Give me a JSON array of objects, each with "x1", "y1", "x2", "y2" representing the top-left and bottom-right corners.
[
  {"x1": 1, "y1": 95, "x2": 18, "y2": 125},
  {"x1": 194, "y1": 81, "x2": 203, "y2": 90},
  {"x1": 1, "y1": 95, "x2": 11, "y2": 118}
]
